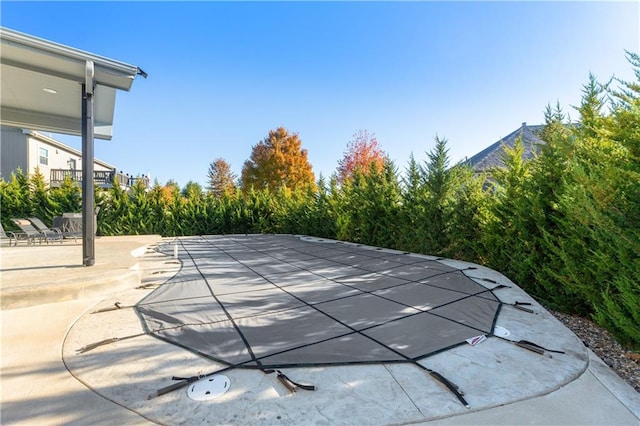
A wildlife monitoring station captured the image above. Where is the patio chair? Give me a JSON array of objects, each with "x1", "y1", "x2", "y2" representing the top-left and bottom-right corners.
[
  {"x1": 0, "y1": 222, "x2": 27, "y2": 246},
  {"x1": 28, "y1": 217, "x2": 70, "y2": 243},
  {"x1": 8, "y1": 219, "x2": 42, "y2": 245}
]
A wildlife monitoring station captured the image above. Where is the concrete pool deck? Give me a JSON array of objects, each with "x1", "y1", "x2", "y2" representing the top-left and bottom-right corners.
[{"x1": 1, "y1": 235, "x2": 638, "y2": 425}]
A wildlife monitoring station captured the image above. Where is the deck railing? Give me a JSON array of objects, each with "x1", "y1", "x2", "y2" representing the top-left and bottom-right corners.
[{"x1": 49, "y1": 169, "x2": 149, "y2": 189}]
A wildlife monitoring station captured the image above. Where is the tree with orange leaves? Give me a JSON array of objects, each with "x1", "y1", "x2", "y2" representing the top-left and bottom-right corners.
[
  {"x1": 336, "y1": 130, "x2": 387, "y2": 184},
  {"x1": 241, "y1": 127, "x2": 316, "y2": 192}
]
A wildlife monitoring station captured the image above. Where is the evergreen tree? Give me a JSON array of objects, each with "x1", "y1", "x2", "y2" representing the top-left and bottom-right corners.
[
  {"x1": 484, "y1": 136, "x2": 535, "y2": 288},
  {"x1": 538, "y1": 58, "x2": 640, "y2": 345},
  {"x1": 422, "y1": 136, "x2": 455, "y2": 255},
  {"x1": 128, "y1": 180, "x2": 155, "y2": 234},
  {"x1": 518, "y1": 104, "x2": 576, "y2": 300},
  {"x1": 29, "y1": 167, "x2": 55, "y2": 223},
  {"x1": 147, "y1": 181, "x2": 169, "y2": 236},
  {"x1": 310, "y1": 175, "x2": 338, "y2": 238},
  {"x1": 446, "y1": 166, "x2": 491, "y2": 262},
  {"x1": 0, "y1": 169, "x2": 31, "y2": 230},
  {"x1": 207, "y1": 158, "x2": 237, "y2": 198},
  {"x1": 96, "y1": 180, "x2": 129, "y2": 235},
  {"x1": 49, "y1": 175, "x2": 81, "y2": 214},
  {"x1": 399, "y1": 154, "x2": 427, "y2": 253},
  {"x1": 182, "y1": 181, "x2": 204, "y2": 200},
  {"x1": 574, "y1": 73, "x2": 609, "y2": 139},
  {"x1": 165, "y1": 184, "x2": 184, "y2": 236},
  {"x1": 610, "y1": 51, "x2": 640, "y2": 159},
  {"x1": 354, "y1": 160, "x2": 402, "y2": 248}
]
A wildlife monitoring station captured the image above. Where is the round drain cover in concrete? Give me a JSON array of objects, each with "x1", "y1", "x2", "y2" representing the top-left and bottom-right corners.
[{"x1": 187, "y1": 375, "x2": 230, "y2": 401}]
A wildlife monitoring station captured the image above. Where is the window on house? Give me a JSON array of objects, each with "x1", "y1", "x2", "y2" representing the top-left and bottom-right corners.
[
  {"x1": 68, "y1": 158, "x2": 76, "y2": 170},
  {"x1": 39, "y1": 148, "x2": 48, "y2": 166}
]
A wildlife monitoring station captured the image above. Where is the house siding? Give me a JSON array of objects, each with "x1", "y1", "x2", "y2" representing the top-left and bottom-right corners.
[
  {"x1": 1, "y1": 126, "x2": 114, "y2": 184},
  {"x1": 0, "y1": 127, "x2": 28, "y2": 180}
]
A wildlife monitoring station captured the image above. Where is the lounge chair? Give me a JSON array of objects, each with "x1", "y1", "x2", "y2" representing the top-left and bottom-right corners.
[
  {"x1": 8, "y1": 219, "x2": 42, "y2": 245},
  {"x1": 0, "y1": 222, "x2": 28, "y2": 246},
  {"x1": 28, "y1": 217, "x2": 70, "y2": 243}
]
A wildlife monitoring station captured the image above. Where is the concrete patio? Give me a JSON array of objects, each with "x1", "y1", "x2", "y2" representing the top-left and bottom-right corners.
[{"x1": 1, "y1": 235, "x2": 638, "y2": 425}]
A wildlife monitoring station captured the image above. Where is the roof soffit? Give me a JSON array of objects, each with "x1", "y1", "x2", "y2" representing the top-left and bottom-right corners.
[{"x1": 0, "y1": 27, "x2": 143, "y2": 140}]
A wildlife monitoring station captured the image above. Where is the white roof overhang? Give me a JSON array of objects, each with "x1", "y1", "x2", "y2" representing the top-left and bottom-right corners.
[{"x1": 0, "y1": 27, "x2": 145, "y2": 140}]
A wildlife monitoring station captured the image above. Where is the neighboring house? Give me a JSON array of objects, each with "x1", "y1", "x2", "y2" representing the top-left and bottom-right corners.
[
  {"x1": 462, "y1": 122, "x2": 546, "y2": 174},
  {"x1": 0, "y1": 126, "x2": 149, "y2": 188}
]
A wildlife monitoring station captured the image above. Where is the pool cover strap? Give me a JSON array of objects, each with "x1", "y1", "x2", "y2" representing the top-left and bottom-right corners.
[
  {"x1": 516, "y1": 340, "x2": 565, "y2": 355},
  {"x1": 512, "y1": 301, "x2": 534, "y2": 314},
  {"x1": 264, "y1": 369, "x2": 316, "y2": 392},
  {"x1": 76, "y1": 332, "x2": 146, "y2": 354},
  {"x1": 90, "y1": 301, "x2": 135, "y2": 314},
  {"x1": 155, "y1": 376, "x2": 203, "y2": 398},
  {"x1": 416, "y1": 364, "x2": 469, "y2": 408}
]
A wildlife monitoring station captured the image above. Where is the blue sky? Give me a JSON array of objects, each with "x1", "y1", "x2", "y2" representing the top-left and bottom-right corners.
[{"x1": 1, "y1": 1, "x2": 638, "y2": 188}]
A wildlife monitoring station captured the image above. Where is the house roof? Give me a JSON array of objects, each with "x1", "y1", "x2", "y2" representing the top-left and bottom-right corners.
[
  {"x1": 0, "y1": 27, "x2": 146, "y2": 140},
  {"x1": 463, "y1": 123, "x2": 545, "y2": 172}
]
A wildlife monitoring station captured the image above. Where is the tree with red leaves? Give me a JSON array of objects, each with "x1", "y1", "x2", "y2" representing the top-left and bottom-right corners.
[{"x1": 336, "y1": 130, "x2": 387, "y2": 184}]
